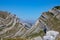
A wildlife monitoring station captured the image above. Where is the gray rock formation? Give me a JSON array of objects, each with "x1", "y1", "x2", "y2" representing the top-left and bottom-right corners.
[
  {"x1": 0, "y1": 6, "x2": 60, "y2": 40},
  {"x1": 0, "y1": 11, "x2": 30, "y2": 38},
  {"x1": 21, "y1": 6, "x2": 60, "y2": 38}
]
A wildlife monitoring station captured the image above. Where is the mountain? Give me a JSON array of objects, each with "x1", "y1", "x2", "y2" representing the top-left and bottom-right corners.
[
  {"x1": 0, "y1": 6, "x2": 60, "y2": 40},
  {"x1": 0, "y1": 11, "x2": 31, "y2": 38},
  {"x1": 21, "y1": 6, "x2": 60, "y2": 39}
]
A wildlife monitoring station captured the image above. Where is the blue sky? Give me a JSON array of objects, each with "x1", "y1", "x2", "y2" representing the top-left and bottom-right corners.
[{"x1": 0, "y1": 0, "x2": 60, "y2": 22}]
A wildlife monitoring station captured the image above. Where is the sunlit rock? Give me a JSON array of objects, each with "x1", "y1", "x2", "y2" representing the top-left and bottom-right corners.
[
  {"x1": 43, "y1": 36, "x2": 55, "y2": 40},
  {"x1": 46, "y1": 30, "x2": 59, "y2": 38}
]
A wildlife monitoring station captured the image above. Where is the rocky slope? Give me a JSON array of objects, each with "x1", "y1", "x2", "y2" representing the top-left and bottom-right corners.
[
  {"x1": 0, "y1": 11, "x2": 31, "y2": 38},
  {"x1": 0, "y1": 6, "x2": 60, "y2": 40},
  {"x1": 21, "y1": 6, "x2": 60, "y2": 39}
]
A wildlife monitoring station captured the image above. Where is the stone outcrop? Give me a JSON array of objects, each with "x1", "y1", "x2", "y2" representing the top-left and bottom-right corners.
[{"x1": 0, "y1": 11, "x2": 30, "y2": 38}]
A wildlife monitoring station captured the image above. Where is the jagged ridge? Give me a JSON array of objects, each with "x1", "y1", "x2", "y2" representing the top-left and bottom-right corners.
[{"x1": 0, "y1": 6, "x2": 60, "y2": 40}]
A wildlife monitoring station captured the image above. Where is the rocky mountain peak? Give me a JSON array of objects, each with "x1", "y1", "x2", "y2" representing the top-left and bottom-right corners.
[{"x1": 0, "y1": 6, "x2": 60, "y2": 40}]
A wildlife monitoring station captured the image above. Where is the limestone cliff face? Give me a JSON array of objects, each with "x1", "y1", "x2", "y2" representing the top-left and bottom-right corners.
[
  {"x1": 0, "y1": 11, "x2": 30, "y2": 38},
  {"x1": 40, "y1": 8, "x2": 60, "y2": 32},
  {"x1": 0, "y1": 6, "x2": 60, "y2": 39},
  {"x1": 36, "y1": 6, "x2": 60, "y2": 33},
  {"x1": 22, "y1": 6, "x2": 60, "y2": 38}
]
